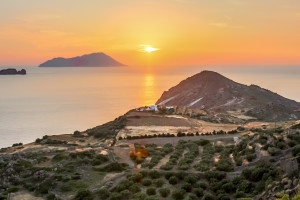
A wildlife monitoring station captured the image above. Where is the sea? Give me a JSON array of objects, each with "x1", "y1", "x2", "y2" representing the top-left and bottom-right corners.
[{"x1": 1, "y1": 65, "x2": 299, "y2": 148}]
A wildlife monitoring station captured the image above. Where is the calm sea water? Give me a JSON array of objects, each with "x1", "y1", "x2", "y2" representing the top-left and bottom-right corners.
[{"x1": 1, "y1": 65, "x2": 299, "y2": 147}]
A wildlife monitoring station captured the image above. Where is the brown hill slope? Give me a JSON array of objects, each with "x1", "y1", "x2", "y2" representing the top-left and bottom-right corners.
[{"x1": 156, "y1": 71, "x2": 300, "y2": 121}]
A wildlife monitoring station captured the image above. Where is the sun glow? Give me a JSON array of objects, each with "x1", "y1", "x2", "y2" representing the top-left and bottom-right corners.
[{"x1": 144, "y1": 46, "x2": 158, "y2": 53}]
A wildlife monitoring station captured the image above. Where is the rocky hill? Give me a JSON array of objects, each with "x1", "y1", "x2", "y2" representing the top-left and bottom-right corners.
[
  {"x1": 0, "y1": 68, "x2": 26, "y2": 75},
  {"x1": 39, "y1": 52, "x2": 125, "y2": 67},
  {"x1": 156, "y1": 71, "x2": 300, "y2": 121}
]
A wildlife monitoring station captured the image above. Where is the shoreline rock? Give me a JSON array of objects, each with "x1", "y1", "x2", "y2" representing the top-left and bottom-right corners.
[{"x1": 0, "y1": 68, "x2": 26, "y2": 75}]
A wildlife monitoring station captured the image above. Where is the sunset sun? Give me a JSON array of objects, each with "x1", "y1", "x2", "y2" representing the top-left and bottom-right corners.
[{"x1": 144, "y1": 46, "x2": 158, "y2": 53}]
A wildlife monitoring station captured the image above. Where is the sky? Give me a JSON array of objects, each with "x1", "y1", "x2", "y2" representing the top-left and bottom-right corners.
[{"x1": 0, "y1": 0, "x2": 300, "y2": 67}]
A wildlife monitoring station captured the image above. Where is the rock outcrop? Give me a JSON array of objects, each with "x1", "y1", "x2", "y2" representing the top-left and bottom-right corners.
[{"x1": 0, "y1": 68, "x2": 26, "y2": 75}]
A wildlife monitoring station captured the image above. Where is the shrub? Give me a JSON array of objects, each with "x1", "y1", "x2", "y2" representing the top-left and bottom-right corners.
[
  {"x1": 129, "y1": 173, "x2": 143, "y2": 183},
  {"x1": 216, "y1": 150, "x2": 234, "y2": 172},
  {"x1": 146, "y1": 187, "x2": 156, "y2": 196},
  {"x1": 237, "y1": 181, "x2": 253, "y2": 193},
  {"x1": 181, "y1": 183, "x2": 192, "y2": 192},
  {"x1": 52, "y1": 153, "x2": 68, "y2": 162},
  {"x1": 46, "y1": 193, "x2": 57, "y2": 200},
  {"x1": 172, "y1": 189, "x2": 186, "y2": 200},
  {"x1": 158, "y1": 188, "x2": 170, "y2": 197},
  {"x1": 276, "y1": 141, "x2": 287, "y2": 149},
  {"x1": 268, "y1": 147, "x2": 281, "y2": 156},
  {"x1": 129, "y1": 183, "x2": 141, "y2": 194},
  {"x1": 194, "y1": 181, "x2": 207, "y2": 189},
  {"x1": 142, "y1": 178, "x2": 152, "y2": 186},
  {"x1": 74, "y1": 189, "x2": 93, "y2": 200},
  {"x1": 148, "y1": 170, "x2": 160, "y2": 179},
  {"x1": 109, "y1": 192, "x2": 122, "y2": 200},
  {"x1": 7, "y1": 187, "x2": 19, "y2": 193},
  {"x1": 202, "y1": 193, "x2": 215, "y2": 200},
  {"x1": 100, "y1": 162, "x2": 128, "y2": 172},
  {"x1": 217, "y1": 193, "x2": 230, "y2": 200},
  {"x1": 169, "y1": 176, "x2": 178, "y2": 185},
  {"x1": 176, "y1": 171, "x2": 187, "y2": 180},
  {"x1": 12, "y1": 143, "x2": 23, "y2": 147},
  {"x1": 195, "y1": 139, "x2": 210, "y2": 146},
  {"x1": 292, "y1": 145, "x2": 300, "y2": 156},
  {"x1": 35, "y1": 138, "x2": 42, "y2": 143},
  {"x1": 234, "y1": 191, "x2": 246, "y2": 198},
  {"x1": 97, "y1": 188, "x2": 110, "y2": 200},
  {"x1": 120, "y1": 190, "x2": 131, "y2": 199},
  {"x1": 184, "y1": 174, "x2": 198, "y2": 184},
  {"x1": 246, "y1": 154, "x2": 256, "y2": 162},
  {"x1": 193, "y1": 188, "x2": 204, "y2": 197},
  {"x1": 205, "y1": 171, "x2": 226, "y2": 181},
  {"x1": 288, "y1": 140, "x2": 297, "y2": 147},
  {"x1": 165, "y1": 172, "x2": 175, "y2": 180},
  {"x1": 153, "y1": 179, "x2": 164, "y2": 187},
  {"x1": 188, "y1": 194, "x2": 199, "y2": 200},
  {"x1": 291, "y1": 123, "x2": 300, "y2": 129},
  {"x1": 222, "y1": 182, "x2": 235, "y2": 193}
]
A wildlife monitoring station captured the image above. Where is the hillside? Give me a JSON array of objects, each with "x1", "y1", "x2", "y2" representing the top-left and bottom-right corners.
[
  {"x1": 0, "y1": 119, "x2": 299, "y2": 200},
  {"x1": 39, "y1": 52, "x2": 125, "y2": 67},
  {"x1": 156, "y1": 71, "x2": 300, "y2": 121}
]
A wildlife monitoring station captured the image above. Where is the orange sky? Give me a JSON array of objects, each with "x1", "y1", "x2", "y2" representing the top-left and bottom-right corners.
[{"x1": 0, "y1": 0, "x2": 300, "y2": 67}]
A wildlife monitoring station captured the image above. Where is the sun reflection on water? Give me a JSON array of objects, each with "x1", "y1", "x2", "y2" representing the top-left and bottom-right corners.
[{"x1": 142, "y1": 74, "x2": 158, "y2": 106}]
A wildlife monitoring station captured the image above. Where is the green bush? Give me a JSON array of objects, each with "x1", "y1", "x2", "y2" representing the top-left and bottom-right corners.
[
  {"x1": 146, "y1": 187, "x2": 156, "y2": 196},
  {"x1": 194, "y1": 139, "x2": 210, "y2": 146},
  {"x1": 234, "y1": 191, "x2": 246, "y2": 198},
  {"x1": 202, "y1": 193, "x2": 215, "y2": 200},
  {"x1": 97, "y1": 188, "x2": 110, "y2": 200},
  {"x1": 52, "y1": 153, "x2": 68, "y2": 162},
  {"x1": 172, "y1": 189, "x2": 186, "y2": 200},
  {"x1": 188, "y1": 194, "x2": 199, "y2": 200},
  {"x1": 268, "y1": 147, "x2": 281, "y2": 156},
  {"x1": 120, "y1": 190, "x2": 131, "y2": 199},
  {"x1": 109, "y1": 192, "x2": 122, "y2": 200},
  {"x1": 169, "y1": 176, "x2": 178, "y2": 185},
  {"x1": 181, "y1": 183, "x2": 192, "y2": 192},
  {"x1": 222, "y1": 182, "x2": 235, "y2": 193},
  {"x1": 193, "y1": 188, "x2": 204, "y2": 197},
  {"x1": 74, "y1": 189, "x2": 93, "y2": 200},
  {"x1": 237, "y1": 181, "x2": 253, "y2": 193},
  {"x1": 153, "y1": 179, "x2": 164, "y2": 187},
  {"x1": 184, "y1": 174, "x2": 198, "y2": 184},
  {"x1": 194, "y1": 181, "x2": 207, "y2": 189},
  {"x1": 292, "y1": 145, "x2": 300, "y2": 156},
  {"x1": 158, "y1": 188, "x2": 170, "y2": 198},
  {"x1": 142, "y1": 178, "x2": 152, "y2": 186},
  {"x1": 291, "y1": 123, "x2": 300, "y2": 129},
  {"x1": 7, "y1": 187, "x2": 19, "y2": 193},
  {"x1": 99, "y1": 162, "x2": 128, "y2": 172},
  {"x1": 46, "y1": 193, "x2": 57, "y2": 200},
  {"x1": 148, "y1": 170, "x2": 160, "y2": 179},
  {"x1": 205, "y1": 171, "x2": 226, "y2": 181},
  {"x1": 164, "y1": 172, "x2": 175, "y2": 180},
  {"x1": 246, "y1": 154, "x2": 256, "y2": 162},
  {"x1": 129, "y1": 183, "x2": 141, "y2": 194}
]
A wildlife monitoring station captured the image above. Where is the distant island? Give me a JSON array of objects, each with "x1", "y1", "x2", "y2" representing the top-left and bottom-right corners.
[
  {"x1": 39, "y1": 52, "x2": 126, "y2": 67},
  {"x1": 0, "y1": 68, "x2": 26, "y2": 75}
]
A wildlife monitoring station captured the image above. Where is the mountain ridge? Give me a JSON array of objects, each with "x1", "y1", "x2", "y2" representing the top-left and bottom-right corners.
[{"x1": 39, "y1": 52, "x2": 125, "y2": 67}]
